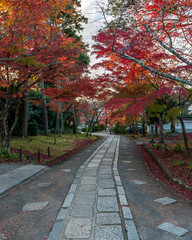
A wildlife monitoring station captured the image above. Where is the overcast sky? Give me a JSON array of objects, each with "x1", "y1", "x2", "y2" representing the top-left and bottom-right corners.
[{"x1": 81, "y1": 0, "x2": 107, "y2": 75}]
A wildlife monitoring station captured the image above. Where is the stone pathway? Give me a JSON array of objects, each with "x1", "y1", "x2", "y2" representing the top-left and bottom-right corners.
[
  {"x1": 48, "y1": 136, "x2": 139, "y2": 240},
  {"x1": 0, "y1": 134, "x2": 191, "y2": 239},
  {"x1": 0, "y1": 164, "x2": 48, "y2": 196}
]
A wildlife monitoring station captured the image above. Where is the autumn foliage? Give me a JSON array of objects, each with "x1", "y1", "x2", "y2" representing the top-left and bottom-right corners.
[{"x1": 0, "y1": 0, "x2": 90, "y2": 149}]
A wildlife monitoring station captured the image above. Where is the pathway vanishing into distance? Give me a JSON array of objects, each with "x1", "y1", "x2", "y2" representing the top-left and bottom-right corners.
[
  {"x1": 48, "y1": 135, "x2": 138, "y2": 239},
  {"x1": 47, "y1": 134, "x2": 192, "y2": 240},
  {"x1": 0, "y1": 133, "x2": 191, "y2": 240}
]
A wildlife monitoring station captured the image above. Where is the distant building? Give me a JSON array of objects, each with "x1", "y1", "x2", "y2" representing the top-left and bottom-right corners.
[{"x1": 148, "y1": 117, "x2": 192, "y2": 134}]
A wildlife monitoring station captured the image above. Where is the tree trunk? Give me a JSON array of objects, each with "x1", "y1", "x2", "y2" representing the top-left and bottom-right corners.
[
  {"x1": 62, "y1": 111, "x2": 68, "y2": 133},
  {"x1": 73, "y1": 106, "x2": 78, "y2": 138},
  {"x1": 59, "y1": 113, "x2": 64, "y2": 137},
  {"x1": 40, "y1": 81, "x2": 49, "y2": 135},
  {"x1": 178, "y1": 116, "x2": 190, "y2": 156},
  {"x1": 55, "y1": 112, "x2": 60, "y2": 134},
  {"x1": 105, "y1": 118, "x2": 108, "y2": 131},
  {"x1": 142, "y1": 118, "x2": 145, "y2": 137},
  {"x1": 89, "y1": 123, "x2": 94, "y2": 136},
  {"x1": 158, "y1": 116, "x2": 164, "y2": 143},
  {"x1": 21, "y1": 91, "x2": 28, "y2": 138},
  {"x1": 86, "y1": 123, "x2": 90, "y2": 137},
  {"x1": 171, "y1": 120, "x2": 175, "y2": 132},
  {"x1": 155, "y1": 123, "x2": 158, "y2": 136}
]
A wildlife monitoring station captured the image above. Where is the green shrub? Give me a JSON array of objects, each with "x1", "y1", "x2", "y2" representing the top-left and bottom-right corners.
[
  {"x1": 172, "y1": 143, "x2": 185, "y2": 152},
  {"x1": 0, "y1": 149, "x2": 24, "y2": 162},
  {"x1": 81, "y1": 127, "x2": 88, "y2": 133},
  {"x1": 173, "y1": 160, "x2": 185, "y2": 166},
  {"x1": 187, "y1": 163, "x2": 192, "y2": 170},
  {"x1": 92, "y1": 125, "x2": 102, "y2": 132},
  {"x1": 163, "y1": 144, "x2": 169, "y2": 152},
  {"x1": 112, "y1": 124, "x2": 129, "y2": 134},
  {"x1": 151, "y1": 143, "x2": 162, "y2": 150}
]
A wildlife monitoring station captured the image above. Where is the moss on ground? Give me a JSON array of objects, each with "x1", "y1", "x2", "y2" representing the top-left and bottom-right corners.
[{"x1": 11, "y1": 134, "x2": 97, "y2": 157}]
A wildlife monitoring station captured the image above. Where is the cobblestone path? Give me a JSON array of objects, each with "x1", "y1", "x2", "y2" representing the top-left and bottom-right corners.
[{"x1": 48, "y1": 135, "x2": 139, "y2": 240}]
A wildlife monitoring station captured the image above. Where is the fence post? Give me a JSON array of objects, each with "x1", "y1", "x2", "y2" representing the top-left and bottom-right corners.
[
  {"x1": 38, "y1": 150, "x2": 40, "y2": 162},
  {"x1": 20, "y1": 148, "x2": 22, "y2": 162},
  {"x1": 48, "y1": 147, "x2": 50, "y2": 156}
]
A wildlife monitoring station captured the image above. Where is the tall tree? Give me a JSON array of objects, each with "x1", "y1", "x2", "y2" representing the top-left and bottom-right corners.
[{"x1": 0, "y1": 0, "x2": 88, "y2": 149}]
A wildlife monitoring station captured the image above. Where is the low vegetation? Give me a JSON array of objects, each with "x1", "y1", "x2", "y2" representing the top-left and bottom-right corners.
[{"x1": 0, "y1": 134, "x2": 98, "y2": 166}]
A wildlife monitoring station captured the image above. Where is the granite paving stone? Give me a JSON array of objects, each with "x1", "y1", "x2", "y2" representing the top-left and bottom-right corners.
[
  {"x1": 79, "y1": 184, "x2": 96, "y2": 191},
  {"x1": 73, "y1": 179, "x2": 79, "y2": 184},
  {"x1": 61, "y1": 169, "x2": 71, "y2": 173},
  {"x1": 65, "y1": 218, "x2": 92, "y2": 238},
  {"x1": 77, "y1": 168, "x2": 84, "y2": 173},
  {"x1": 37, "y1": 181, "x2": 52, "y2": 188},
  {"x1": 98, "y1": 188, "x2": 116, "y2": 196},
  {"x1": 98, "y1": 150, "x2": 106, "y2": 153},
  {"x1": 126, "y1": 169, "x2": 138, "y2": 172},
  {"x1": 96, "y1": 212, "x2": 121, "y2": 225},
  {"x1": 157, "y1": 222, "x2": 189, "y2": 236},
  {"x1": 115, "y1": 176, "x2": 121, "y2": 181},
  {"x1": 62, "y1": 194, "x2": 74, "y2": 208},
  {"x1": 23, "y1": 201, "x2": 49, "y2": 211},
  {"x1": 81, "y1": 177, "x2": 96, "y2": 185},
  {"x1": 71, "y1": 204, "x2": 94, "y2": 217},
  {"x1": 91, "y1": 160, "x2": 101, "y2": 163},
  {"x1": 97, "y1": 196, "x2": 119, "y2": 212},
  {"x1": 95, "y1": 155, "x2": 104, "y2": 158},
  {"x1": 99, "y1": 175, "x2": 112, "y2": 179},
  {"x1": 83, "y1": 170, "x2": 97, "y2": 177},
  {"x1": 125, "y1": 220, "x2": 140, "y2": 240},
  {"x1": 87, "y1": 163, "x2": 100, "y2": 168},
  {"x1": 116, "y1": 180, "x2": 123, "y2": 186},
  {"x1": 122, "y1": 207, "x2": 133, "y2": 219},
  {"x1": 68, "y1": 184, "x2": 77, "y2": 193},
  {"x1": 133, "y1": 180, "x2": 147, "y2": 185},
  {"x1": 117, "y1": 186, "x2": 125, "y2": 195},
  {"x1": 75, "y1": 172, "x2": 82, "y2": 178},
  {"x1": 154, "y1": 197, "x2": 177, "y2": 205},
  {"x1": 113, "y1": 170, "x2": 119, "y2": 176},
  {"x1": 56, "y1": 209, "x2": 68, "y2": 220},
  {"x1": 99, "y1": 169, "x2": 112, "y2": 175},
  {"x1": 95, "y1": 225, "x2": 124, "y2": 240},
  {"x1": 48, "y1": 221, "x2": 65, "y2": 240},
  {"x1": 119, "y1": 194, "x2": 128, "y2": 206},
  {"x1": 71, "y1": 191, "x2": 95, "y2": 217},
  {"x1": 99, "y1": 165, "x2": 111, "y2": 169},
  {"x1": 122, "y1": 161, "x2": 131, "y2": 163},
  {"x1": 98, "y1": 179, "x2": 115, "y2": 188}
]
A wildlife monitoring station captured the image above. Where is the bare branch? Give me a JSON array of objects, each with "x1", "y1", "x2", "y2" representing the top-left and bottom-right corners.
[
  {"x1": 142, "y1": 24, "x2": 192, "y2": 67},
  {"x1": 113, "y1": 48, "x2": 192, "y2": 86}
]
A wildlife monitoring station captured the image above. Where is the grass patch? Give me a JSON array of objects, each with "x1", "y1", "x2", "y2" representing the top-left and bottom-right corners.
[
  {"x1": 9, "y1": 134, "x2": 98, "y2": 166},
  {"x1": 11, "y1": 134, "x2": 96, "y2": 156}
]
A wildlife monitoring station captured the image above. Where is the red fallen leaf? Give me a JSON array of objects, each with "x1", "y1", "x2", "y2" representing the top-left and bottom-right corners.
[
  {"x1": 138, "y1": 145, "x2": 192, "y2": 200},
  {"x1": 44, "y1": 236, "x2": 48, "y2": 239}
]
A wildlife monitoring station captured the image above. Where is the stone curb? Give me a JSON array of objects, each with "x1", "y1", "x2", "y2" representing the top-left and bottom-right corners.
[
  {"x1": 0, "y1": 164, "x2": 48, "y2": 198},
  {"x1": 143, "y1": 143, "x2": 192, "y2": 192},
  {"x1": 114, "y1": 137, "x2": 140, "y2": 240}
]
